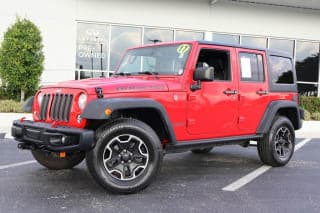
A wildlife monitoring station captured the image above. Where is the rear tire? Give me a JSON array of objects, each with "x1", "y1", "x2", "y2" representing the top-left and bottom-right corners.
[
  {"x1": 86, "y1": 118, "x2": 163, "y2": 194},
  {"x1": 257, "y1": 116, "x2": 295, "y2": 167},
  {"x1": 31, "y1": 150, "x2": 85, "y2": 170},
  {"x1": 191, "y1": 147, "x2": 213, "y2": 154}
]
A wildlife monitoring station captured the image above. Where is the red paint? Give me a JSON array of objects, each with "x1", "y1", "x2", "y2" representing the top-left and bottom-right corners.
[{"x1": 32, "y1": 41, "x2": 297, "y2": 142}]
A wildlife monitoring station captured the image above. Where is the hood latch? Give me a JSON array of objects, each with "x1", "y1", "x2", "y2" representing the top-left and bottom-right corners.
[{"x1": 95, "y1": 87, "x2": 104, "y2": 99}]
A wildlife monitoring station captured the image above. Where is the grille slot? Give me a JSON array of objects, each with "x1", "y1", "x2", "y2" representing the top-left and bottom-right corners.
[
  {"x1": 39, "y1": 94, "x2": 50, "y2": 120},
  {"x1": 50, "y1": 93, "x2": 73, "y2": 122}
]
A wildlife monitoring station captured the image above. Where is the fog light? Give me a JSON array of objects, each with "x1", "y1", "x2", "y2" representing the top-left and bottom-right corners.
[
  {"x1": 61, "y1": 136, "x2": 66, "y2": 144},
  {"x1": 50, "y1": 136, "x2": 63, "y2": 146}
]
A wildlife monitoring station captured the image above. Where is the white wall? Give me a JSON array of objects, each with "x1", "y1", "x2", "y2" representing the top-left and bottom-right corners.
[
  {"x1": 1, "y1": 0, "x2": 320, "y2": 85},
  {"x1": 0, "y1": 0, "x2": 77, "y2": 85},
  {"x1": 76, "y1": 0, "x2": 320, "y2": 41}
]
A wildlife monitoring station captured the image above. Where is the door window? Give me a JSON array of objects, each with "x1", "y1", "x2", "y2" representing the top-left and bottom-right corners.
[
  {"x1": 196, "y1": 49, "x2": 231, "y2": 81},
  {"x1": 239, "y1": 53, "x2": 264, "y2": 82}
]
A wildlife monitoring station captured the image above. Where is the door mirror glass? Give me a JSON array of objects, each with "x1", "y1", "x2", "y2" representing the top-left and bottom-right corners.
[{"x1": 194, "y1": 67, "x2": 214, "y2": 81}]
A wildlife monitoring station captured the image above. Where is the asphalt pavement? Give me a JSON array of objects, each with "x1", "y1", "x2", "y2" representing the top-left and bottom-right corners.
[{"x1": 0, "y1": 137, "x2": 319, "y2": 213}]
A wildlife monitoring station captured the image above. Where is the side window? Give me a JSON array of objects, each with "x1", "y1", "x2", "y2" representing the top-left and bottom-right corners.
[
  {"x1": 239, "y1": 53, "x2": 264, "y2": 82},
  {"x1": 269, "y1": 56, "x2": 294, "y2": 84},
  {"x1": 196, "y1": 49, "x2": 230, "y2": 81}
]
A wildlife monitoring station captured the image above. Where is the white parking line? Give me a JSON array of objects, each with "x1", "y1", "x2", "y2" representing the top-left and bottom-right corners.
[
  {"x1": 0, "y1": 160, "x2": 37, "y2": 170},
  {"x1": 222, "y1": 138, "x2": 312, "y2": 192}
]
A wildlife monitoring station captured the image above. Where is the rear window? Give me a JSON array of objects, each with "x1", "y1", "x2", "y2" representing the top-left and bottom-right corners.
[{"x1": 269, "y1": 56, "x2": 294, "y2": 84}]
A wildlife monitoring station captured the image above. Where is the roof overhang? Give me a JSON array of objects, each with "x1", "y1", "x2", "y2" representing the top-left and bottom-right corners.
[{"x1": 222, "y1": 0, "x2": 320, "y2": 10}]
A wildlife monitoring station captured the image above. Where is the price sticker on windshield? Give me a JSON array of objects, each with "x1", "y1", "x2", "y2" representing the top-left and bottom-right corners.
[{"x1": 177, "y1": 44, "x2": 190, "y2": 58}]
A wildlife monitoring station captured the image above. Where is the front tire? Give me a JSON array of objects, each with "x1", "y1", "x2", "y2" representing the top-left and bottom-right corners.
[
  {"x1": 86, "y1": 118, "x2": 163, "y2": 194},
  {"x1": 257, "y1": 116, "x2": 295, "y2": 167},
  {"x1": 31, "y1": 150, "x2": 85, "y2": 170}
]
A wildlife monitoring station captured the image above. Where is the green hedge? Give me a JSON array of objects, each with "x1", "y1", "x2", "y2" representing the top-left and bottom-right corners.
[
  {"x1": 0, "y1": 100, "x2": 23, "y2": 113},
  {"x1": 300, "y1": 96, "x2": 320, "y2": 114}
]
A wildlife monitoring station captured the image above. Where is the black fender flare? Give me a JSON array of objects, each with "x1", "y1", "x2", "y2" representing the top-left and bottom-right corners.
[
  {"x1": 81, "y1": 98, "x2": 177, "y2": 142},
  {"x1": 256, "y1": 100, "x2": 302, "y2": 134}
]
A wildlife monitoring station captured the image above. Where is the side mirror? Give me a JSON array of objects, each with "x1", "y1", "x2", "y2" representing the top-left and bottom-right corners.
[{"x1": 194, "y1": 67, "x2": 214, "y2": 81}]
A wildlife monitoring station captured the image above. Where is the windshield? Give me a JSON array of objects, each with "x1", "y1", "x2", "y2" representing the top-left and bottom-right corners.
[{"x1": 117, "y1": 44, "x2": 191, "y2": 75}]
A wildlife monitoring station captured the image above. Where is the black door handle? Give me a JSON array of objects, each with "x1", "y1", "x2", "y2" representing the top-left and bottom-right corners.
[{"x1": 223, "y1": 90, "x2": 238, "y2": 95}]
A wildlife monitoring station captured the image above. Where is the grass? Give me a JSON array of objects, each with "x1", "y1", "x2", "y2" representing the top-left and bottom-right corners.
[{"x1": 0, "y1": 100, "x2": 23, "y2": 113}]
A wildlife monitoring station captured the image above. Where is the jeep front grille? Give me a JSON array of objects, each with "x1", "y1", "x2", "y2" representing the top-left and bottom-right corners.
[
  {"x1": 39, "y1": 93, "x2": 73, "y2": 122},
  {"x1": 39, "y1": 94, "x2": 50, "y2": 120},
  {"x1": 51, "y1": 93, "x2": 73, "y2": 121}
]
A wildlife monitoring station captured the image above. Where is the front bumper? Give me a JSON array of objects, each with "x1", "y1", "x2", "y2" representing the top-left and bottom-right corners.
[{"x1": 12, "y1": 120, "x2": 94, "y2": 152}]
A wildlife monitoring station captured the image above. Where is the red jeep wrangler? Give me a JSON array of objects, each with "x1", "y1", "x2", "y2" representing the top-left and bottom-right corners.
[{"x1": 12, "y1": 41, "x2": 303, "y2": 193}]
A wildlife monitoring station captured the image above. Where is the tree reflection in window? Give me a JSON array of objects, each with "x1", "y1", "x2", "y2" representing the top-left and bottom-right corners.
[
  {"x1": 110, "y1": 26, "x2": 142, "y2": 71},
  {"x1": 295, "y1": 41, "x2": 319, "y2": 83}
]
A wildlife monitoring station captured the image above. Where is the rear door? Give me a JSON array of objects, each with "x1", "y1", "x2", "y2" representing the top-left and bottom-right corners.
[{"x1": 236, "y1": 48, "x2": 270, "y2": 133}]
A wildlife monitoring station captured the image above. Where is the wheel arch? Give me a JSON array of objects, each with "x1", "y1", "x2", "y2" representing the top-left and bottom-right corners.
[
  {"x1": 257, "y1": 100, "x2": 302, "y2": 134},
  {"x1": 81, "y1": 98, "x2": 176, "y2": 144}
]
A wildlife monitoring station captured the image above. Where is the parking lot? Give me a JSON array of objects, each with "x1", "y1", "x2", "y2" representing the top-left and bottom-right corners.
[{"x1": 0, "y1": 136, "x2": 320, "y2": 213}]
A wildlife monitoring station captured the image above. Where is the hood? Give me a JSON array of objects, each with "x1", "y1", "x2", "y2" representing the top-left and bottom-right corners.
[{"x1": 41, "y1": 76, "x2": 176, "y2": 94}]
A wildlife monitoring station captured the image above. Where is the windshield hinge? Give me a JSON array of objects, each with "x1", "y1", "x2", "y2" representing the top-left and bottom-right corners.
[{"x1": 95, "y1": 87, "x2": 104, "y2": 99}]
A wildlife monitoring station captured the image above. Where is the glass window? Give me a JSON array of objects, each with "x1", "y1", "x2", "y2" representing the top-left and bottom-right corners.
[
  {"x1": 298, "y1": 83, "x2": 318, "y2": 96},
  {"x1": 269, "y1": 39, "x2": 294, "y2": 57},
  {"x1": 76, "y1": 23, "x2": 109, "y2": 78},
  {"x1": 212, "y1": 33, "x2": 239, "y2": 44},
  {"x1": 239, "y1": 53, "x2": 264, "y2": 82},
  {"x1": 110, "y1": 26, "x2": 142, "y2": 70},
  {"x1": 269, "y1": 56, "x2": 294, "y2": 84},
  {"x1": 144, "y1": 28, "x2": 173, "y2": 45},
  {"x1": 117, "y1": 44, "x2": 191, "y2": 75},
  {"x1": 295, "y1": 41, "x2": 319, "y2": 83},
  {"x1": 175, "y1": 30, "x2": 204, "y2": 41},
  {"x1": 196, "y1": 49, "x2": 230, "y2": 81},
  {"x1": 241, "y1": 36, "x2": 267, "y2": 49}
]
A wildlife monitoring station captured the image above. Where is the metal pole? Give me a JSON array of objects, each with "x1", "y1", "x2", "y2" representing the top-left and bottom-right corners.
[
  {"x1": 90, "y1": 49, "x2": 93, "y2": 78},
  {"x1": 101, "y1": 43, "x2": 104, "y2": 77}
]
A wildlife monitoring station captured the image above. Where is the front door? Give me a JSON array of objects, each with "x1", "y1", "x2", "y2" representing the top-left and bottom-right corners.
[{"x1": 186, "y1": 45, "x2": 239, "y2": 138}]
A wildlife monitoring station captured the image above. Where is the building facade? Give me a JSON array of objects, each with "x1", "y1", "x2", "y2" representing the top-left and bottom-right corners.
[{"x1": 1, "y1": 0, "x2": 320, "y2": 96}]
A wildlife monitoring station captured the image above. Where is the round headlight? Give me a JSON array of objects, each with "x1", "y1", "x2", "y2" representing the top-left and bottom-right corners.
[
  {"x1": 78, "y1": 93, "x2": 87, "y2": 110},
  {"x1": 37, "y1": 92, "x2": 44, "y2": 106}
]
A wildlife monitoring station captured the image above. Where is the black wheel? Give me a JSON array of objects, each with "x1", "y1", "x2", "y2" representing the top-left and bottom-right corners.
[
  {"x1": 191, "y1": 147, "x2": 213, "y2": 154},
  {"x1": 86, "y1": 118, "x2": 163, "y2": 194},
  {"x1": 31, "y1": 150, "x2": 85, "y2": 170},
  {"x1": 257, "y1": 116, "x2": 295, "y2": 167}
]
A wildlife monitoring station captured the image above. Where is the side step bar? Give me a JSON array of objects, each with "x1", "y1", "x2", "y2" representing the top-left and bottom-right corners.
[{"x1": 165, "y1": 134, "x2": 263, "y2": 153}]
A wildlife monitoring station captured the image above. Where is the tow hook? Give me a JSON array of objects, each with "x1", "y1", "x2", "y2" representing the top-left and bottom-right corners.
[{"x1": 17, "y1": 143, "x2": 35, "y2": 150}]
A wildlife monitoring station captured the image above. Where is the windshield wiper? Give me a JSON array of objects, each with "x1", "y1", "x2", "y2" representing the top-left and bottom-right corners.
[
  {"x1": 134, "y1": 71, "x2": 159, "y2": 75},
  {"x1": 114, "y1": 72, "x2": 132, "y2": 76}
]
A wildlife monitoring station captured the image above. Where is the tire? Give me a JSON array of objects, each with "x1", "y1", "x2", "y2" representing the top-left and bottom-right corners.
[
  {"x1": 191, "y1": 147, "x2": 213, "y2": 154},
  {"x1": 31, "y1": 150, "x2": 85, "y2": 170},
  {"x1": 86, "y1": 118, "x2": 163, "y2": 194},
  {"x1": 257, "y1": 116, "x2": 295, "y2": 167}
]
